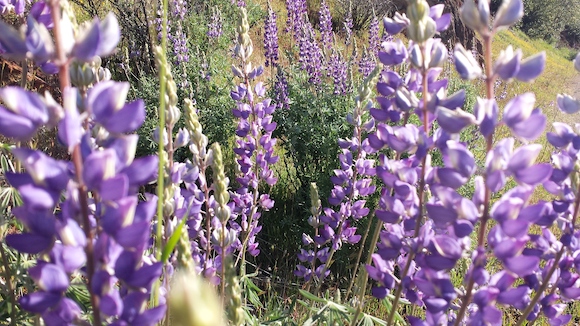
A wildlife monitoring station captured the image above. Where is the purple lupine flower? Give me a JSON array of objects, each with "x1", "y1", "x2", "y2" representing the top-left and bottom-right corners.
[
  {"x1": 232, "y1": 0, "x2": 246, "y2": 7},
  {"x1": 369, "y1": 14, "x2": 380, "y2": 55},
  {"x1": 73, "y1": 13, "x2": 121, "y2": 61},
  {"x1": 229, "y1": 8, "x2": 278, "y2": 268},
  {"x1": 263, "y1": 2, "x2": 278, "y2": 67},
  {"x1": 273, "y1": 66, "x2": 290, "y2": 109},
  {"x1": 298, "y1": 20, "x2": 324, "y2": 84},
  {"x1": 328, "y1": 48, "x2": 349, "y2": 95},
  {"x1": 30, "y1": 1, "x2": 52, "y2": 29},
  {"x1": 285, "y1": 0, "x2": 307, "y2": 40},
  {"x1": 296, "y1": 67, "x2": 379, "y2": 283},
  {"x1": 318, "y1": 0, "x2": 332, "y2": 50},
  {"x1": 0, "y1": 0, "x2": 27, "y2": 15},
  {"x1": 0, "y1": 14, "x2": 54, "y2": 62},
  {"x1": 207, "y1": 6, "x2": 223, "y2": 39},
  {"x1": 343, "y1": 8, "x2": 353, "y2": 46},
  {"x1": 358, "y1": 46, "x2": 375, "y2": 78},
  {"x1": 0, "y1": 87, "x2": 50, "y2": 141}
]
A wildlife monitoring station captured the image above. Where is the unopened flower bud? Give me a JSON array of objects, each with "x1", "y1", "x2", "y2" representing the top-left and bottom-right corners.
[
  {"x1": 409, "y1": 44, "x2": 423, "y2": 69},
  {"x1": 406, "y1": 0, "x2": 436, "y2": 43},
  {"x1": 493, "y1": 0, "x2": 523, "y2": 31},
  {"x1": 153, "y1": 127, "x2": 169, "y2": 146},
  {"x1": 167, "y1": 104, "x2": 181, "y2": 126},
  {"x1": 429, "y1": 40, "x2": 447, "y2": 68},
  {"x1": 70, "y1": 61, "x2": 95, "y2": 87},
  {"x1": 91, "y1": 56, "x2": 102, "y2": 69},
  {"x1": 454, "y1": 43, "x2": 482, "y2": 80},
  {"x1": 460, "y1": 0, "x2": 490, "y2": 35},
  {"x1": 168, "y1": 270, "x2": 225, "y2": 326},
  {"x1": 174, "y1": 128, "x2": 190, "y2": 148},
  {"x1": 96, "y1": 67, "x2": 111, "y2": 82},
  {"x1": 308, "y1": 215, "x2": 319, "y2": 228}
]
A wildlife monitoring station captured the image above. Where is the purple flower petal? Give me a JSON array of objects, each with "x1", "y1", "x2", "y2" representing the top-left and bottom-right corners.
[
  {"x1": 6, "y1": 233, "x2": 53, "y2": 254},
  {"x1": 115, "y1": 221, "x2": 150, "y2": 249},
  {"x1": 19, "y1": 292, "x2": 61, "y2": 313},
  {"x1": 436, "y1": 106, "x2": 476, "y2": 134},
  {"x1": 121, "y1": 155, "x2": 158, "y2": 188},
  {"x1": 504, "y1": 255, "x2": 539, "y2": 276},
  {"x1": 29, "y1": 263, "x2": 69, "y2": 292},
  {"x1": 493, "y1": 0, "x2": 524, "y2": 30},
  {"x1": 0, "y1": 19, "x2": 28, "y2": 60},
  {"x1": 516, "y1": 52, "x2": 545, "y2": 82},
  {"x1": 126, "y1": 262, "x2": 162, "y2": 289},
  {"x1": 497, "y1": 285, "x2": 529, "y2": 305},
  {"x1": 514, "y1": 164, "x2": 552, "y2": 185},
  {"x1": 73, "y1": 13, "x2": 120, "y2": 61},
  {"x1": 104, "y1": 100, "x2": 145, "y2": 133},
  {"x1": 556, "y1": 94, "x2": 580, "y2": 114}
]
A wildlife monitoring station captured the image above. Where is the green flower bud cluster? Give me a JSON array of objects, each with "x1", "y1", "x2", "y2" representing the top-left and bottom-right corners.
[
  {"x1": 185, "y1": 99, "x2": 209, "y2": 164},
  {"x1": 70, "y1": 56, "x2": 111, "y2": 89},
  {"x1": 176, "y1": 225, "x2": 195, "y2": 272},
  {"x1": 224, "y1": 257, "x2": 244, "y2": 326},
  {"x1": 211, "y1": 142, "x2": 230, "y2": 224},
  {"x1": 354, "y1": 65, "x2": 381, "y2": 125},
  {"x1": 234, "y1": 8, "x2": 253, "y2": 62},
  {"x1": 308, "y1": 183, "x2": 322, "y2": 227},
  {"x1": 406, "y1": 0, "x2": 436, "y2": 43},
  {"x1": 168, "y1": 270, "x2": 225, "y2": 326},
  {"x1": 153, "y1": 45, "x2": 181, "y2": 129}
]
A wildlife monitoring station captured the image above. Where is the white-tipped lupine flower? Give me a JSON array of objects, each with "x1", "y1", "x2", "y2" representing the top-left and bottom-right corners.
[{"x1": 454, "y1": 43, "x2": 482, "y2": 80}]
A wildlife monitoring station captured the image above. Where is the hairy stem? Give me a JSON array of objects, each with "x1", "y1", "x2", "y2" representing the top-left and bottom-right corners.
[
  {"x1": 349, "y1": 215, "x2": 382, "y2": 326},
  {"x1": 153, "y1": 0, "x2": 169, "y2": 307},
  {"x1": 453, "y1": 33, "x2": 496, "y2": 326},
  {"x1": 386, "y1": 44, "x2": 431, "y2": 326},
  {"x1": 345, "y1": 213, "x2": 374, "y2": 299},
  {"x1": 517, "y1": 181, "x2": 580, "y2": 324},
  {"x1": 316, "y1": 93, "x2": 368, "y2": 293},
  {"x1": 0, "y1": 243, "x2": 17, "y2": 326},
  {"x1": 49, "y1": 1, "x2": 101, "y2": 324}
]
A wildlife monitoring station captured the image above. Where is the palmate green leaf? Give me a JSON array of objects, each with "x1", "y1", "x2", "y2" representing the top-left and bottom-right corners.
[
  {"x1": 0, "y1": 153, "x2": 15, "y2": 173},
  {"x1": 359, "y1": 313, "x2": 387, "y2": 326}
]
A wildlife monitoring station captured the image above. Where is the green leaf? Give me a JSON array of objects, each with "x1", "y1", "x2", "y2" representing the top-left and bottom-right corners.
[
  {"x1": 298, "y1": 289, "x2": 327, "y2": 303},
  {"x1": 160, "y1": 215, "x2": 187, "y2": 263}
]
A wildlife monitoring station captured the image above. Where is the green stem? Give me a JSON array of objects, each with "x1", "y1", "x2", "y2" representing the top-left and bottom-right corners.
[
  {"x1": 349, "y1": 215, "x2": 382, "y2": 326},
  {"x1": 153, "y1": 0, "x2": 169, "y2": 307},
  {"x1": 345, "y1": 212, "x2": 374, "y2": 299},
  {"x1": 0, "y1": 243, "x2": 17, "y2": 326},
  {"x1": 453, "y1": 33, "x2": 495, "y2": 326},
  {"x1": 49, "y1": 1, "x2": 101, "y2": 324},
  {"x1": 386, "y1": 44, "x2": 431, "y2": 326}
]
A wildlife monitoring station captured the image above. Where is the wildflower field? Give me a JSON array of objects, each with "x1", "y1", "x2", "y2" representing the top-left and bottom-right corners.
[{"x1": 1, "y1": 0, "x2": 580, "y2": 325}]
